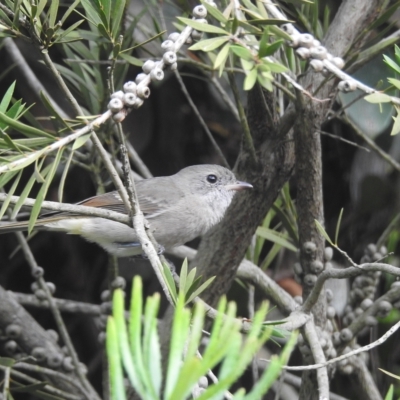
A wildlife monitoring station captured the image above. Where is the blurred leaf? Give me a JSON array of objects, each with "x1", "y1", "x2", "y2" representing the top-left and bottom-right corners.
[
  {"x1": 177, "y1": 17, "x2": 229, "y2": 34},
  {"x1": 111, "y1": 0, "x2": 126, "y2": 39},
  {"x1": 28, "y1": 148, "x2": 64, "y2": 233},
  {"x1": 315, "y1": 219, "x2": 334, "y2": 246},
  {"x1": 185, "y1": 276, "x2": 215, "y2": 304},
  {"x1": 230, "y1": 45, "x2": 254, "y2": 61},
  {"x1": 247, "y1": 18, "x2": 292, "y2": 26},
  {"x1": 189, "y1": 36, "x2": 229, "y2": 52},
  {"x1": 162, "y1": 263, "x2": 178, "y2": 304},
  {"x1": 201, "y1": 1, "x2": 228, "y2": 23},
  {"x1": 364, "y1": 92, "x2": 392, "y2": 103},
  {"x1": 0, "y1": 112, "x2": 54, "y2": 139},
  {"x1": 0, "y1": 357, "x2": 15, "y2": 367},
  {"x1": 244, "y1": 68, "x2": 257, "y2": 90},
  {"x1": 256, "y1": 227, "x2": 297, "y2": 251},
  {"x1": 142, "y1": 293, "x2": 162, "y2": 397},
  {"x1": 118, "y1": 53, "x2": 143, "y2": 67},
  {"x1": 259, "y1": 39, "x2": 284, "y2": 58},
  {"x1": 383, "y1": 54, "x2": 400, "y2": 75},
  {"x1": 54, "y1": 19, "x2": 84, "y2": 43},
  {"x1": 334, "y1": 208, "x2": 344, "y2": 245},
  {"x1": 383, "y1": 384, "x2": 394, "y2": 400},
  {"x1": 48, "y1": 0, "x2": 59, "y2": 28},
  {"x1": 391, "y1": 111, "x2": 400, "y2": 136},
  {"x1": 369, "y1": 1, "x2": 400, "y2": 31},
  {"x1": 107, "y1": 317, "x2": 127, "y2": 400},
  {"x1": 0, "y1": 81, "x2": 16, "y2": 113},
  {"x1": 388, "y1": 78, "x2": 400, "y2": 90},
  {"x1": 0, "y1": 169, "x2": 21, "y2": 219},
  {"x1": 60, "y1": 0, "x2": 81, "y2": 25},
  {"x1": 214, "y1": 43, "x2": 230, "y2": 73}
]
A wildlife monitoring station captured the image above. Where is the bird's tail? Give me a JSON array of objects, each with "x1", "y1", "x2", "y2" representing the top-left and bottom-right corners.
[{"x1": 0, "y1": 219, "x2": 55, "y2": 234}]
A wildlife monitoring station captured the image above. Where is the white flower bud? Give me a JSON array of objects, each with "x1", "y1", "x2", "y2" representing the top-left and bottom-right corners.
[
  {"x1": 338, "y1": 80, "x2": 357, "y2": 92},
  {"x1": 150, "y1": 68, "x2": 164, "y2": 81},
  {"x1": 137, "y1": 86, "x2": 151, "y2": 99},
  {"x1": 331, "y1": 57, "x2": 345, "y2": 69},
  {"x1": 163, "y1": 51, "x2": 177, "y2": 65},
  {"x1": 142, "y1": 60, "x2": 156, "y2": 74},
  {"x1": 281, "y1": 23, "x2": 295, "y2": 35},
  {"x1": 123, "y1": 81, "x2": 137, "y2": 94},
  {"x1": 168, "y1": 32, "x2": 180, "y2": 42},
  {"x1": 112, "y1": 111, "x2": 126, "y2": 123},
  {"x1": 298, "y1": 33, "x2": 314, "y2": 48},
  {"x1": 135, "y1": 73, "x2": 147, "y2": 84},
  {"x1": 111, "y1": 90, "x2": 125, "y2": 99},
  {"x1": 123, "y1": 93, "x2": 137, "y2": 107},
  {"x1": 108, "y1": 98, "x2": 124, "y2": 113},
  {"x1": 161, "y1": 40, "x2": 175, "y2": 52},
  {"x1": 133, "y1": 98, "x2": 144, "y2": 109},
  {"x1": 310, "y1": 59, "x2": 324, "y2": 72},
  {"x1": 296, "y1": 47, "x2": 311, "y2": 59},
  {"x1": 310, "y1": 46, "x2": 328, "y2": 60},
  {"x1": 193, "y1": 5, "x2": 207, "y2": 18}
]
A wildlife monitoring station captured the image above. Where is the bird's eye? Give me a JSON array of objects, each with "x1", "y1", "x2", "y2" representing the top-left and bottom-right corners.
[{"x1": 206, "y1": 174, "x2": 217, "y2": 184}]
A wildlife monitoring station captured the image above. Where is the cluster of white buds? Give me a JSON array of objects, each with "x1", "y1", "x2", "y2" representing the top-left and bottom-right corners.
[
  {"x1": 189, "y1": 5, "x2": 209, "y2": 42},
  {"x1": 282, "y1": 23, "x2": 345, "y2": 77},
  {"x1": 107, "y1": 4, "x2": 211, "y2": 122}
]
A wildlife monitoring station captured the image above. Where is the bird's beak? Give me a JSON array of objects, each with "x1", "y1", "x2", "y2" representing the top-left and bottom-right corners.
[{"x1": 225, "y1": 181, "x2": 253, "y2": 191}]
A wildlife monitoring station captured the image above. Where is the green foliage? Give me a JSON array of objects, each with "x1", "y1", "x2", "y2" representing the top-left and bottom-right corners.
[
  {"x1": 107, "y1": 276, "x2": 296, "y2": 400},
  {"x1": 247, "y1": 183, "x2": 298, "y2": 270}
]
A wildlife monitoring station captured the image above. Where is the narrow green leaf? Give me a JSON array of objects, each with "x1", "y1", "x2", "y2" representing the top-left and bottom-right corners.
[
  {"x1": 236, "y1": 20, "x2": 262, "y2": 34},
  {"x1": 186, "y1": 276, "x2": 216, "y2": 304},
  {"x1": 39, "y1": 92, "x2": 71, "y2": 131},
  {"x1": 384, "y1": 384, "x2": 394, "y2": 400},
  {"x1": 0, "y1": 169, "x2": 22, "y2": 220},
  {"x1": 11, "y1": 163, "x2": 52, "y2": 219},
  {"x1": 165, "y1": 295, "x2": 190, "y2": 399},
  {"x1": 162, "y1": 263, "x2": 178, "y2": 304},
  {"x1": 0, "y1": 357, "x2": 15, "y2": 367},
  {"x1": 0, "y1": 129, "x2": 23, "y2": 154},
  {"x1": 180, "y1": 258, "x2": 188, "y2": 293},
  {"x1": 106, "y1": 317, "x2": 127, "y2": 400},
  {"x1": 315, "y1": 219, "x2": 334, "y2": 245},
  {"x1": 127, "y1": 278, "x2": 148, "y2": 397},
  {"x1": 28, "y1": 148, "x2": 64, "y2": 233},
  {"x1": 268, "y1": 24, "x2": 292, "y2": 40},
  {"x1": 391, "y1": 112, "x2": 400, "y2": 136},
  {"x1": 0, "y1": 81, "x2": 16, "y2": 113},
  {"x1": 55, "y1": 19, "x2": 85, "y2": 42},
  {"x1": 334, "y1": 208, "x2": 344, "y2": 245},
  {"x1": 118, "y1": 53, "x2": 143, "y2": 67},
  {"x1": 189, "y1": 36, "x2": 230, "y2": 52},
  {"x1": 72, "y1": 133, "x2": 91, "y2": 150},
  {"x1": 201, "y1": 1, "x2": 228, "y2": 23},
  {"x1": 214, "y1": 42, "x2": 230, "y2": 72},
  {"x1": 259, "y1": 39, "x2": 284, "y2": 58},
  {"x1": 364, "y1": 92, "x2": 392, "y2": 103},
  {"x1": 60, "y1": 0, "x2": 81, "y2": 24},
  {"x1": 48, "y1": 0, "x2": 59, "y2": 28},
  {"x1": 230, "y1": 44, "x2": 254, "y2": 61},
  {"x1": 244, "y1": 68, "x2": 258, "y2": 90},
  {"x1": 184, "y1": 267, "x2": 197, "y2": 292},
  {"x1": 0, "y1": 112, "x2": 54, "y2": 139},
  {"x1": 388, "y1": 78, "x2": 400, "y2": 91},
  {"x1": 142, "y1": 294, "x2": 161, "y2": 398},
  {"x1": 58, "y1": 151, "x2": 73, "y2": 203},
  {"x1": 111, "y1": 0, "x2": 126, "y2": 38},
  {"x1": 177, "y1": 17, "x2": 229, "y2": 34}
]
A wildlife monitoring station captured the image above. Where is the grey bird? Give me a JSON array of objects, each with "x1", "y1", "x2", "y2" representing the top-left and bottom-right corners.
[{"x1": 0, "y1": 165, "x2": 253, "y2": 257}]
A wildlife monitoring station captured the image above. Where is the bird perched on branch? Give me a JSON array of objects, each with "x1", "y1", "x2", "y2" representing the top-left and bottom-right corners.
[{"x1": 0, "y1": 165, "x2": 252, "y2": 257}]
